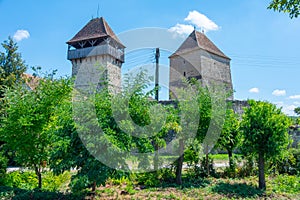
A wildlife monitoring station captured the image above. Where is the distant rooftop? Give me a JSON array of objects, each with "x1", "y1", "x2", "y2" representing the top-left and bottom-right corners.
[{"x1": 170, "y1": 30, "x2": 229, "y2": 59}]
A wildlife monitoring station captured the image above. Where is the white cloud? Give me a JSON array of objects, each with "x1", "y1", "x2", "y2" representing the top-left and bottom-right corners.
[
  {"x1": 169, "y1": 10, "x2": 219, "y2": 37},
  {"x1": 272, "y1": 89, "x2": 286, "y2": 96},
  {"x1": 293, "y1": 101, "x2": 300, "y2": 106},
  {"x1": 184, "y1": 10, "x2": 219, "y2": 33},
  {"x1": 13, "y1": 30, "x2": 30, "y2": 42},
  {"x1": 275, "y1": 102, "x2": 297, "y2": 116},
  {"x1": 289, "y1": 95, "x2": 300, "y2": 99},
  {"x1": 274, "y1": 101, "x2": 284, "y2": 106},
  {"x1": 249, "y1": 87, "x2": 259, "y2": 93},
  {"x1": 168, "y1": 23, "x2": 194, "y2": 38}
]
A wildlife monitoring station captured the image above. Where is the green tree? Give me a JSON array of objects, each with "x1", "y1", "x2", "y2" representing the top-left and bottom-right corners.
[
  {"x1": 268, "y1": 0, "x2": 300, "y2": 18},
  {"x1": 0, "y1": 75, "x2": 71, "y2": 189},
  {"x1": 294, "y1": 107, "x2": 300, "y2": 115},
  {"x1": 174, "y1": 80, "x2": 226, "y2": 183},
  {"x1": 0, "y1": 37, "x2": 27, "y2": 98},
  {"x1": 51, "y1": 82, "x2": 131, "y2": 192},
  {"x1": 217, "y1": 109, "x2": 240, "y2": 169},
  {"x1": 240, "y1": 100, "x2": 291, "y2": 190}
]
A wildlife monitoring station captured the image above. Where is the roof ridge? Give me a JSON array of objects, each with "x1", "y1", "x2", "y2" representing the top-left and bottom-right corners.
[
  {"x1": 100, "y1": 17, "x2": 108, "y2": 35},
  {"x1": 171, "y1": 30, "x2": 229, "y2": 59},
  {"x1": 67, "y1": 17, "x2": 124, "y2": 47}
]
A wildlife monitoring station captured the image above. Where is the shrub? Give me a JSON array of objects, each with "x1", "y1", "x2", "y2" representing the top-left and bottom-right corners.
[
  {"x1": 3, "y1": 171, "x2": 71, "y2": 191},
  {"x1": 236, "y1": 156, "x2": 257, "y2": 178},
  {"x1": 187, "y1": 155, "x2": 217, "y2": 178},
  {"x1": 270, "y1": 174, "x2": 300, "y2": 194},
  {"x1": 269, "y1": 148, "x2": 300, "y2": 175},
  {"x1": 0, "y1": 152, "x2": 8, "y2": 185}
]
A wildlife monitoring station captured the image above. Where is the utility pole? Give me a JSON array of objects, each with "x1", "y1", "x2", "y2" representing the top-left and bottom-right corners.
[
  {"x1": 155, "y1": 48, "x2": 160, "y2": 101},
  {"x1": 154, "y1": 48, "x2": 160, "y2": 172}
]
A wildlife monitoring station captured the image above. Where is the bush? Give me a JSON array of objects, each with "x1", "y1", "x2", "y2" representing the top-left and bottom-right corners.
[
  {"x1": 269, "y1": 148, "x2": 300, "y2": 175},
  {"x1": 0, "y1": 152, "x2": 8, "y2": 185},
  {"x1": 136, "y1": 172, "x2": 160, "y2": 187},
  {"x1": 222, "y1": 155, "x2": 241, "y2": 178},
  {"x1": 187, "y1": 155, "x2": 217, "y2": 178},
  {"x1": 3, "y1": 171, "x2": 71, "y2": 191},
  {"x1": 270, "y1": 174, "x2": 300, "y2": 194},
  {"x1": 235, "y1": 156, "x2": 257, "y2": 178}
]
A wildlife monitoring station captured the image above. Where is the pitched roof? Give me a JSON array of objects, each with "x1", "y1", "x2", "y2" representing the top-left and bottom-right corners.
[
  {"x1": 22, "y1": 73, "x2": 40, "y2": 90},
  {"x1": 171, "y1": 30, "x2": 229, "y2": 59},
  {"x1": 67, "y1": 17, "x2": 124, "y2": 46}
]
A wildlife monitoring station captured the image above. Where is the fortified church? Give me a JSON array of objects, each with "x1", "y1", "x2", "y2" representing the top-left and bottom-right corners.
[{"x1": 66, "y1": 17, "x2": 245, "y2": 112}]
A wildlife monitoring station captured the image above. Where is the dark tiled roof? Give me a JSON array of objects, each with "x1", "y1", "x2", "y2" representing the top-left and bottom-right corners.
[
  {"x1": 67, "y1": 17, "x2": 123, "y2": 46},
  {"x1": 171, "y1": 30, "x2": 229, "y2": 59}
]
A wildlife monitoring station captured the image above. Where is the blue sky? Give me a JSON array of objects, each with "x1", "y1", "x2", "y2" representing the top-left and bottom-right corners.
[{"x1": 0, "y1": 0, "x2": 300, "y2": 115}]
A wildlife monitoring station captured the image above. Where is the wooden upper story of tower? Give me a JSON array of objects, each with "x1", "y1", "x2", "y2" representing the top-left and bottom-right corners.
[{"x1": 67, "y1": 17, "x2": 125, "y2": 62}]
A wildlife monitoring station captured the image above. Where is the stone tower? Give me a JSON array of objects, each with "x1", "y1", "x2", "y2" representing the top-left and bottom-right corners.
[
  {"x1": 67, "y1": 17, "x2": 125, "y2": 92},
  {"x1": 169, "y1": 30, "x2": 233, "y2": 99}
]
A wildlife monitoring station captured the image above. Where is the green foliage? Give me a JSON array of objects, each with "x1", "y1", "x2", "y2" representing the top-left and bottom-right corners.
[
  {"x1": 217, "y1": 109, "x2": 241, "y2": 169},
  {"x1": 237, "y1": 156, "x2": 258, "y2": 178},
  {"x1": 51, "y1": 78, "x2": 130, "y2": 192},
  {"x1": 295, "y1": 107, "x2": 300, "y2": 115},
  {"x1": 0, "y1": 186, "x2": 84, "y2": 200},
  {"x1": 0, "y1": 151, "x2": 8, "y2": 185},
  {"x1": 136, "y1": 172, "x2": 161, "y2": 187},
  {"x1": 268, "y1": 0, "x2": 300, "y2": 18},
  {"x1": 0, "y1": 74, "x2": 72, "y2": 188},
  {"x1": 4, "y1": 171, "x2": 38, "y2": 190},
  {"x1": 3, "y1": 171, "x2": 71, "y2": 191},
  {"x1": 135, "y1": 168, "x2": 176, "y2": 187},
  {"x1": 187, "y1": 155, "x2": 217, "y2": 178},
  {"x1": 270, "y1": 174, "x2": 300, "y2": 194},
  {"x1": 211, "y1": 182, "x2": 263, "y2": 198},
  {"x1": 269, "y1": 147, "x2": 300, "y2": 175},
  {"x1": 241, "y1": 100, "x2": 291, "y2": 158},
  {"x1": 0, "y1": 37, "x2": 27, "y2": 98},
  {"x1": 240, "y1": 100, "x2": 291, "y2": 189},
  {"x1": 270, "y1": 175, "x2": 300, "y2": 194}
]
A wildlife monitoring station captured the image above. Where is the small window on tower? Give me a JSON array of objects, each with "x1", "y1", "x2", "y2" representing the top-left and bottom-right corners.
[{"x1": 183, "y1": 72, "x2": 186, "y2": 77}]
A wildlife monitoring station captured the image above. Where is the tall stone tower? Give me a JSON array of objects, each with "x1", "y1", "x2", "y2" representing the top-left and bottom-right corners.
[
  {"x1": 169, "y1": 30, "x2": 233, "y2": 99},
  {"x1": 67, "y1": 17, "x2": 125, "y2": 92}
]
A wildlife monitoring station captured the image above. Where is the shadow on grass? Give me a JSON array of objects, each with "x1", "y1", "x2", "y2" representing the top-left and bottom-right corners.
[
  {"x1": 211, "y1": 182, "x2": 264, "y2": 198},
  {"x1": 0, "y1": 186, "x2": 85, "y2": 200},
  {"x1": 141, "y1": 176, "x2": 211, "y2": 190}
]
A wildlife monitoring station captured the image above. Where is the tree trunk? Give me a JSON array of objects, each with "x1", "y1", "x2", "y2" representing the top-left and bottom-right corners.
[
  {"x1": 205, "y1": 145, "x2": 209, "y2": 177},
  {"x1": 34, "y1": 166, "x2": 42, "y2": 189},
  {"x1": 228, "y1": 149, "x2": 233, "y2": 169},
  {"x1": 92, "y1": 181, "x2": 96, "y2": 192},
  {"x1": 176, "y1": 139, "x2": 184, "y2": 185},
  {"x1": 154, "y1": 143, "x2": 159, "y2": 171},
  {"x1": 258, "y1": 152, "x2": 266, "y2": 190}
]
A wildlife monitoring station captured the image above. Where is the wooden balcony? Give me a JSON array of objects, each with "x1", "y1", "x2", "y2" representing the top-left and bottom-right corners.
[{"x1": 67, "y1": 44, "x2": 124, "y2": 62}]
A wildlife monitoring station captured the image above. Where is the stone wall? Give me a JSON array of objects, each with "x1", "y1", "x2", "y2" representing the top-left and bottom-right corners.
[
  {"x1": 169, "y1": 48, "x2": 233, "y2": 99},
  {"x1": 70, "y1": 54, "x2": 121, "y2": 93}
]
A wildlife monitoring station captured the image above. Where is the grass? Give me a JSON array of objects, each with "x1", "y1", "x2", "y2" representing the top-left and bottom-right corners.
[
  {"x1": 211, "y1": 153, "x2": 229, "y2": 161},
  {"x1": 1, "y1": 166, "x2": 299, "y2": 199},
  {"x1": 0, "y1": 175, "x2": 299, "y2": 199},
  {"x1": 92, "y1": 176, "x2": 299, "y2": 200}
]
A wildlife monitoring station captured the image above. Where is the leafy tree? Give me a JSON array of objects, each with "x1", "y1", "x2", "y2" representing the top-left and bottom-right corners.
[
  {"x1": 240, "y1": 100, "x2": 291, "y2": 190},
  {"x1": 0, "y1": 37, "x2": 27, "y2": 98},
  {"x1": 294, "y1": 107, "x2": 300, "y2": 115},
  {"x1": 174, "y1": 79, "x2": 226, "y2": 183},
  {"x1": 0, "y1": 75, "x2": 71, "y2": 189},
  {"x1": 268, "y1": 0, "x2": 300, "y2": 18},
  {"x1": 217, "y1": 109, "x2": 241, "y2": 169}
]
